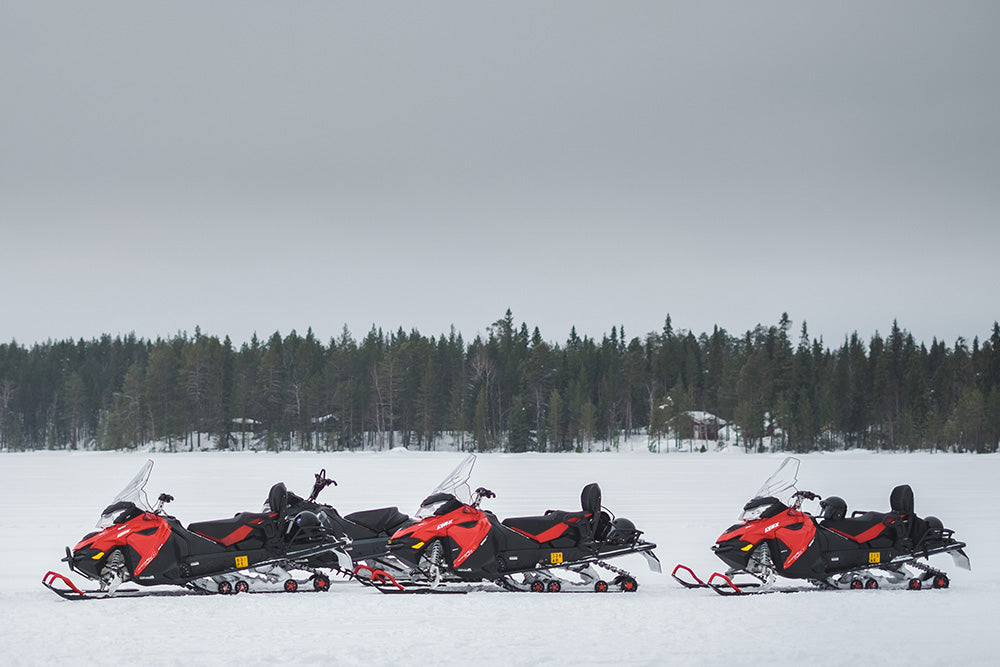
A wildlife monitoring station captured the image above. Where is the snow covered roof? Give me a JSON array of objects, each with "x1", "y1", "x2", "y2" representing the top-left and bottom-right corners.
[{"x1": 685, "y1": 410, "x2": 727, "y2": 425}]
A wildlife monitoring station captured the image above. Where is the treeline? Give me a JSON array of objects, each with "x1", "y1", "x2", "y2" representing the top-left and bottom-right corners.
[{"x1": 1, "y1": 312, "x2": 998, "y2": 453}]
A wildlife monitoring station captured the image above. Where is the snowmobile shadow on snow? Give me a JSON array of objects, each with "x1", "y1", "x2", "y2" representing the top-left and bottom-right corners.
[
  {"x1": 354, "y1": 454, "x2": 661, "y2": 594},
  {"x1": 672, "y1": 457, "x2": 970, "y2": 595},
  {"x1": 43, "y1": 461, "x2": 352, "y2": 600}
]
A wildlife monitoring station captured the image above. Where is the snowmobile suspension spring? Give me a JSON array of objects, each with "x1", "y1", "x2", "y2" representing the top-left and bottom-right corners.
[{"x1": 595, "y1": 559, "x2": 632, "y2": 579}]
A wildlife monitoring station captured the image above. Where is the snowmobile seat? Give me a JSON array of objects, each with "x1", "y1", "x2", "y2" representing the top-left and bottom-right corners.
[
  {"x1": 821, "y1": 513, "x2": 893, "y2": 545},
  {"x1": 188, "y1": 512, "x2": 276, "y2": 548},
  {"x1": 501, "y1": 483, "x2": 604, "y2": 545},
  {"x1": 502, "y1": 512, "x2": 582, "y2": 544},
  {"x1": 343, "y1": 507, "x2": 410, "y2": 535}
]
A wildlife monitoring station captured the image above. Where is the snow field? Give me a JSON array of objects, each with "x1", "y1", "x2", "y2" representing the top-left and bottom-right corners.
[{"x1": 0, "y1": 450, "x2": 996, "y2": 666}]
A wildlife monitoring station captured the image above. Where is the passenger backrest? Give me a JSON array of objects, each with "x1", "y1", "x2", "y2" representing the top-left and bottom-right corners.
[
  {"x1": 580, "y1": 483, "x2": 602, "y2": 541},
  {"x1": 890, "y1": 484, "x2": 914, "y2": 515},
  {"x1": 268, "y1": 482, "x2": 288, "y2": 519},
  {"x1": 581, "y1": 483, "x2": 601, "y2": 515}
]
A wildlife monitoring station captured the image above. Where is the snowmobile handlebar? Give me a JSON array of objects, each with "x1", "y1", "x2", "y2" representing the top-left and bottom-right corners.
[
  {"x1": 789, "y1": 490, "x2": 820, "y2": 509},
  {"x1": 307, "y1": 468, "x2": 337, "y2": 502},
  {"x1": 473, "y1": 487, "x2": 496, "y2": 506},
  {"x1": 154, "y1": 493, "x2": 174, "y2": 513}
]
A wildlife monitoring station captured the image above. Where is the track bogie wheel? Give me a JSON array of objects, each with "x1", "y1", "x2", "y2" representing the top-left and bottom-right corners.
[
  {"x1": 932, "y1": 575, "x2": 949, "y2": 589},
  {"x1": 217, "y1": 581, "x2": 233, "y2": 595},
  {"x1": 619, "y1": 576, "x2": 638, "y2": 592},
  {"x1": 594, "y1": 580, "x2": 609, "y2": 593},
  {"x1": 864, "y1": 578, "x2": 878, "y2": 589},
  {"x1": 313, "y1": 574, "x2": 331, "y2": 592},
  {"x1": 849, "y1": 578, "x2": 864, "y2": 590},
  {"x1": 546, "y1": 580, "x2": 562, "y2": 593},
  {"x1": 284, "y1": 579, "x2": 299, "y2": 593},
  {"x1": 529, "y1": 580, "x2": 545, "y2": 593},
  {"x1": 907, "y1": 578, "x2": 922, "y2": 590},
  {"x1": 234, "y1": 580, "x2": 250, "y2": 594}
]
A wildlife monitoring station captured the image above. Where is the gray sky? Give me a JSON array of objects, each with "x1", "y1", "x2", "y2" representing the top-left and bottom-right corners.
[{"x1": 3, "y1": 1, "x2": 998, "y2": 348}]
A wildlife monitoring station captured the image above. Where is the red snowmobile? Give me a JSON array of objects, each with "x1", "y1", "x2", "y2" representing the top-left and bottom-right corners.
[
  {"x1": 43, "y1": 461, "x2": 351, "y2": 600},
  {"x1": 672, "y1": 457, "x2": 970, "y2": 595},
  {"x1": 354, "y1": 455, "x2": 660, "y2": 593}
]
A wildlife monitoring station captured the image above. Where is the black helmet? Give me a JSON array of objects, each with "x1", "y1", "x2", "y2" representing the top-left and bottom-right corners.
[
  {"x1": 606, "y1": 517, "x2": 640, "y2": 545},
  {"x1": 819, "y1": 496, "x2": 847, "y2": 521},
  {"x1": 286, "y1": 510, "x2": 323, "y2": 543}
]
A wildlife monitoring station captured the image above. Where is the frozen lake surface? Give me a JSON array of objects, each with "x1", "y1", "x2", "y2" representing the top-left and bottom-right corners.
[{"x1": 1, "y1": 449, "x2": 995, "y2": 666}]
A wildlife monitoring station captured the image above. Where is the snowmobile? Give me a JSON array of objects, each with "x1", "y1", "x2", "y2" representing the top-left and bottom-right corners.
[
  {"x1": 672, "y1": 457, "x2": 970, "y2": 595},
  {"x1": 43, "y1": 460, "x2": 352, "y2": 600},
  {"x1": 354, "y1": 455, "x2": 661, "y2": 593},
  {"x1": 278, "y1": 467, "x2": 413, "y2": 568}
]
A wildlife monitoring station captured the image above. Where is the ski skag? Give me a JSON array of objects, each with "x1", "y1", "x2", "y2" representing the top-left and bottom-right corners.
[
  {"x1": 43, "y1": 460, "x2": 352, "y2": 600},
  {"x1": 673, "y1": 457, "x2": 970, "y2": 596}
]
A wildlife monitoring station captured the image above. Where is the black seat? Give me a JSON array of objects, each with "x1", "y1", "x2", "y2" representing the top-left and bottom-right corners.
[
  {"x1": 828, "y1": 484, "x2": 919, "y2": 547},
  {"x1": 188, "y1": 512, "x2": 274, "y2": 547},
  {"x1": 344, "y1": 507, "x2": 410, "y2": 534},
  {"x1": 502, "y1": 483, "x2": 603, "y2": 545},
  {"x1": 821, "y1": 513, "x2": 890, "y2": 543}
]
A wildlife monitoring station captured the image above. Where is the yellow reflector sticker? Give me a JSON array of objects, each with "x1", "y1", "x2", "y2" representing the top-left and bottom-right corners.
[
  {"x1": 235, "y1": 556, "x2": 249, "y2": 568},
  {"x1": 741, "y1": 543, "x2": 755, "y2": 552},
  {"x1": 92, "y1": 551, "x2": 105, "y2": 560},
  {"x1": 412, "y1": 541, "x2": 425, "y2": 550},
  {"x1": 869, "y1": 552, "x2": 880, "y2": 564},
  {"x1": 550, "y1": 552, "x2": 563, "y2": 565}
]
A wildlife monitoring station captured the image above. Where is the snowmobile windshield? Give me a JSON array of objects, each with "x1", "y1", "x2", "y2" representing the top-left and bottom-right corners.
[
  {"x1": 739, "y1": 457, "x2": 800, "y2": 521},
  {"x1": 415, "y1": 454, "x2": 475, "y2": 518},
  {"x1": 97, "y1": 460, "x2": 154, "y2": 528}
]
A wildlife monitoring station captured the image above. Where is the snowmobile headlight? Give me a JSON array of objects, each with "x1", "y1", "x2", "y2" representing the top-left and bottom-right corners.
[
  {"x1": 740, "y1": 496, "x2": 781, "y2": 522},
  {"x1": 416, "y1": 499, "x2": 448, "y2": 519}
]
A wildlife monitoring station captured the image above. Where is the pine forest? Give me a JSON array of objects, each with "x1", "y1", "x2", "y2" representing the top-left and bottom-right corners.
[{"x1": 1, "y1": 312, "x2": 998, "y2": 454}]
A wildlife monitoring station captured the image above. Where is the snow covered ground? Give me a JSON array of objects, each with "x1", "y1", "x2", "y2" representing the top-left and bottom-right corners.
[{"x1": 0, "y1": 450, "x2": 995, "y2": 666}]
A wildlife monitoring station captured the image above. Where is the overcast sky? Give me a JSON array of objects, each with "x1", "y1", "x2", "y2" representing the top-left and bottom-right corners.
[{"x1": 2, "y1": 1, "x2": 997, "y2": 349}]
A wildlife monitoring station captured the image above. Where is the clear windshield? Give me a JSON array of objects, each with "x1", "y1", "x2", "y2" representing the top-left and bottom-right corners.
[
  {"x1": 96, "y1": 460, "x2": 154, "y2": 528},
  {"x1": 752, "y1": 457, "x2": 800, "y2": 502},
  {"x1": 739, "y1": 457, "x2": 800, "y2": 521},
  {"x1": 415, "y1": 454, "x2": 475, "y2": 517}
]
